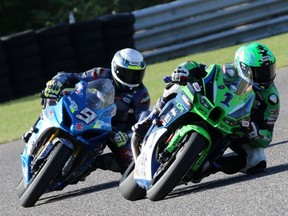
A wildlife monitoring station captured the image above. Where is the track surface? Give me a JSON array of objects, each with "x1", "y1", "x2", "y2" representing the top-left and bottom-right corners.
[{"x1": 1, "y1": 68, "x2": 288, "y2": 215}]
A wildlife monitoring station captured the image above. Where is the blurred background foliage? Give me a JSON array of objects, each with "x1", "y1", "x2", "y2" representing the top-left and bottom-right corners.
[{"x1": 0, "y1": 0, "x2": 175, "y2": 36}]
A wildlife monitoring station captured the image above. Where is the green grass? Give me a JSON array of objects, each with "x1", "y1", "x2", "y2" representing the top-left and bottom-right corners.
[{"x1": 1, "y1": 32, "x2": 288, "y2": 144}]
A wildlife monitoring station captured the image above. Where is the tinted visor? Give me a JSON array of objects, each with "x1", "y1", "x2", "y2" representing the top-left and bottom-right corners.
[
  {"x1": 117, "y1": 66, "x2": 145, "y2": 85},
  {"x1": 251, "y1": 64, "x2": 275, "y2": 85}
]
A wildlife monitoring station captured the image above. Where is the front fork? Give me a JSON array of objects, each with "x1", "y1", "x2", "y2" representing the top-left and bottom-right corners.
[
  {"x1": 132, "y1": 124, "x2": 213, "y2": 172},
  {"x1": 21, "y1": 130, "x2": 59, "y2": 183},
  {"x1": 164, "y1": 124, "x2": 212, "y2": 172},
  {"x1": 21, "y1": 129, "x2": 75, "y2": 184}
]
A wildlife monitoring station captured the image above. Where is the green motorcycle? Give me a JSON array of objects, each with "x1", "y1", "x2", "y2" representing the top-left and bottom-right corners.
[{"x1": 119, "y1": 63, "x2": 255, "y2": 201}]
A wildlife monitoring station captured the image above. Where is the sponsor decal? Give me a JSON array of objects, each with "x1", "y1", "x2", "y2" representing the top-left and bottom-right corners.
[
  {"x1": 123, "y1": 97, "x2": 131, "y2": 103},
  {"x1": 93, "y1": 120, "x2": 111, "y2": 129},
  {"x1": 192, "y1": 82, "x2": 201, "y2": 92},
  {"x1": 68, "y1": 96, "x2": 78, "y2": 113},
  {"x1": 268, "y1": 94, "x2": 278, "y2": 105},
  {"x1": 241, "y1": 120, "x2": 250, "y2": 127},
  {"x1": 176, "y1": 101, "x2": 184, "y2": 112},
  {"x1": 49, "y1": 110, "x2": 54, "y2": 118},
  {"x1": 75, "y1": 123, "x2": 83, "y2": 130},
  {"x1": 171, "y1": 108, "x2": 177, "y2": 116}
]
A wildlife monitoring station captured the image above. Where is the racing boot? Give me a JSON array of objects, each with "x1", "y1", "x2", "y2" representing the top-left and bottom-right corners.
[
  {"x1": 239, "y1": 143, "x2": 267, "y2": 175},
  {"x1": 246, "y1": 160, "x2": 267, "y2": 174},
  {"x1": 94, "y1": 153, "x2": 122, "y2": 173},
  {"x1": 192, "y1": 154, "x2": 247, "y2": 183}
]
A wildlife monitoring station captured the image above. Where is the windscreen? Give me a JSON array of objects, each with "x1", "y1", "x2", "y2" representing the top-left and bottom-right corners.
[
  {"x1": 223, "y1": 63, "x2": 253, "y2": 95},
  {"x1": 86, "y1": 79, "x2": 115, "y2": 109}
]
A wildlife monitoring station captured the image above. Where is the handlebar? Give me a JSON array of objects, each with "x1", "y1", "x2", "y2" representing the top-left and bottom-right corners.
[{"x1": 163, "y1": 76, "x2": 190, "y2": 85}]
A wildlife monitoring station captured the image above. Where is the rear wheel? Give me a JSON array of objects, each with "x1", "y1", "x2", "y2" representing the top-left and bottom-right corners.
[
  {"x1": 147, "y1": 132, "x2": 208, "y2": 201},
  {"x1": 119, "y1": 161, "x2": 146, "y2": 201},
  {"x1": 18, "y1": 142, "x2": 71, "y2": 207}
]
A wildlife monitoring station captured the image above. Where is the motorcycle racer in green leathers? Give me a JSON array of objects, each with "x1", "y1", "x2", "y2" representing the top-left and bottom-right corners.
[{"x1": 133, "y1": 42, "x2": 280, "y2": 181}]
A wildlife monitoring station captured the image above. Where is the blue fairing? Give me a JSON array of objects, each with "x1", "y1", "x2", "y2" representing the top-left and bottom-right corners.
[{"x1": 21, "y1": 79, "x2": 116, "y2": 183}]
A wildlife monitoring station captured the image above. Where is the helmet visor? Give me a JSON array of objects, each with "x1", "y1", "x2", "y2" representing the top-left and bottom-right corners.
[
  {"x1": 251, "y1": 64, "x2": 276, "y2": 85},
  {"x1": 116, "y1": 66, "x2": 145, "y2": 85}
]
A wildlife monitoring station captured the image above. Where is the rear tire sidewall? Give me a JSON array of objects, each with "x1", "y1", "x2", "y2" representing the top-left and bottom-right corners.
[{"x1": 119, "y1": 161, "x2": 147, "y2": 201}]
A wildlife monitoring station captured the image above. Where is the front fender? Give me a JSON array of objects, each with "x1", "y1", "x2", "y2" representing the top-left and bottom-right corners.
[
  {"x1": 133, "y1": 125, "x2": 212, "y2": 189},
  {"x1": 166, "y1": 124, "x2": 211, "y2": 154},
  {"x1": 166, "y1": 125, "x2": 212, "y2": 172},
  {"x1": 21, "y1": 135, "x2": 74, "y2": 184}
]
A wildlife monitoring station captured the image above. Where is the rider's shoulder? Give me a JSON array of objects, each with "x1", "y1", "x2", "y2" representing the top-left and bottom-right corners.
[
  {"x1": 258, "y1": 83, "x2": 280, "y2": 99},
  {"x1": 135, "y1": 83, "x2": 148, "y2": 91},
  {"x1": 132, "y1": 84, "x2": 150, "y2": 97},
  {"x1": 87, "y1": 67, "x2": 112, "y2": 79}
]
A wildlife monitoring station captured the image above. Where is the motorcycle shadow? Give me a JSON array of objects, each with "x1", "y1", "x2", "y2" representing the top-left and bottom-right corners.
[
  {"x1": 36, "y1": 180, "x2": 119, "y2": 206},
  {"x1": 268, "y1": 140, "x2": 288, "y2": 148},
  {"x1": 167, "y1": 162, "x2": 288, "y2": 200}
]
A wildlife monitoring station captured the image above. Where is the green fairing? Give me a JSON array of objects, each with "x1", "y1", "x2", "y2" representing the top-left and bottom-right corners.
[
  {"x1": 166, "y1": 124, "x2": 212, "y2": 172},
  {"x1": 166, "y1": 124, "x2": 211, "y2": 153},
  {"x1": 164, "y1": 64, "x2": 255, "y2": 168},
  {"x1": 191, "y1": 64, "x2": 254, "y2": 136}
]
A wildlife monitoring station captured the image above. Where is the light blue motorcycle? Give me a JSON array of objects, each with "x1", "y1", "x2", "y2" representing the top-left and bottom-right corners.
[{"x1": 16, "y1": 79, "x2": 116, "y2": 207}]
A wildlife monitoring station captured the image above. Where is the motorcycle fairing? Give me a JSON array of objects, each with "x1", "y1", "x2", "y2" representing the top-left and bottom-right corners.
[
  {"x1": 20, "y1": 80, "x2": 116, "y2": 185},
  {"x1": 134, "y1": 128, "x2": 167, "y2": 189},
  {"x1": 187, "y1": 68, "x2": 255, "y2": 136}
]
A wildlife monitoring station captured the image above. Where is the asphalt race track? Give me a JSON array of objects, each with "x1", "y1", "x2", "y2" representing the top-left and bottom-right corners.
[{"x1": 1, "y1": 68, "x2": 288, "y2": 216}]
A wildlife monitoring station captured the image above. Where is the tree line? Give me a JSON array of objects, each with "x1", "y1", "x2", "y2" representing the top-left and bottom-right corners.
[{"x1": 0, "y1": 0, "x2": 175, "y2": 36}]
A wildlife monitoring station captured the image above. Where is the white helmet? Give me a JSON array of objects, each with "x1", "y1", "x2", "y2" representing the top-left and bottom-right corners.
[{"x1": 111, "y1": 48, "x2": 146, "y2": 90}]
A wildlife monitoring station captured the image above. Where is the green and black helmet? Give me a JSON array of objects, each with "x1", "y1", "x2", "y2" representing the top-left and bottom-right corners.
[{"x1": 234, "y1": 42, "x2": 276, "y2": 90}]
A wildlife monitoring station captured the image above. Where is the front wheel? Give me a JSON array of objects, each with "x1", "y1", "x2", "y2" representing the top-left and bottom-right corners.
[
  {"x1": 18, "y1": 142, "x2": 71, "y2": 208},
  {"x1": 147, "y1": 132, "x2": 208, "y2": 201},
  {"x1": 16, "y1": 178, "x2": 26, "y2": 199},
  {"x1": 119, "y1": 161, "x2": 146, "y2": 201}
]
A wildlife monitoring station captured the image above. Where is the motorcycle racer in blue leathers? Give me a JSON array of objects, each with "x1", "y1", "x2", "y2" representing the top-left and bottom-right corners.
[{"x1": 23, "y1": 48, "x2": 150, "y2": 174}]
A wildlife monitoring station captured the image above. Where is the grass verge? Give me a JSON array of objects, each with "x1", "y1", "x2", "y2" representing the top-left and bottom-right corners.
[{"x1": 1, "y1": 33, "x2": 287, "y2": 144}]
